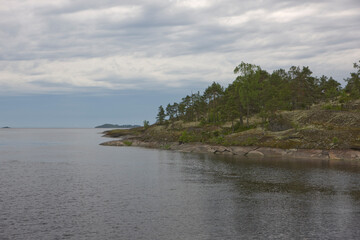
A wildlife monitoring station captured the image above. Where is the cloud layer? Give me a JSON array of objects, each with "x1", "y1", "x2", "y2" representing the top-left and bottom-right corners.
[{"x1": 1, "y1": 0, "x2": 360, "y2": 94}]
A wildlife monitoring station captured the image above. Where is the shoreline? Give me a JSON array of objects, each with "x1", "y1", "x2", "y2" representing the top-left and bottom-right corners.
[{"x1": 100, "y1": 138, "x2": 360, "y2": 163}]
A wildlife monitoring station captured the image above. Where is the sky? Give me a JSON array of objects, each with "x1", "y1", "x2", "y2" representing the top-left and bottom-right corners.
[{"x1": 0, "y1": 0, "x2": 359, "y2": 127}]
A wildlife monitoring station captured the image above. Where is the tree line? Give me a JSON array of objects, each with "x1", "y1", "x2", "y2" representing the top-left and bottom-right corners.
[{"x1": 156, "y1": 60, "x2": 360, "y2": 128}]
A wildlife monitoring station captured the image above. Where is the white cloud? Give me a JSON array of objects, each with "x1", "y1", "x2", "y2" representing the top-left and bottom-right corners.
[
  {"x1": 269, "y1": 4, "x2": 321, "y2": 23},
  {"x1": 61, "y1": 5, "x2": 142, "y2": 23},
  {"x1": 0, "y1": 0, "x2": 359, "y2": 94},
  {"x1": 175, "y1": 0, "x2": 213, "y2": 9}
]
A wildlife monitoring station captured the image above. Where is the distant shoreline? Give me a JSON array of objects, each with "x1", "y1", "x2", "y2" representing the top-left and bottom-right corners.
[{"x1": 95, "y1": 124, "x2": 141, "y2": 129}]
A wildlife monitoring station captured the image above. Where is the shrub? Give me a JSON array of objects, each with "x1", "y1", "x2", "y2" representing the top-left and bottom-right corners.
[
  {"x1": 322, "y1": 104, "x2": 343, "y2": 111},
  {"x1": 123, "y1": 141, "x2": 133, "y2": 146},
  {"x1": 233, "y1": 122, "x2": 256, "y2": 132},
  {"x1": 179, "y1": 130, "x2": 195, "y2": 143},
  {"x1": 143, "y1": 120, "x2": 150, "y2": 129},
  {"x1": 242, "y1": 137, "x2": 257, "y2": 146},
  {"x1": 161, "y1": 144, "x2": 171, "y2": 150}
]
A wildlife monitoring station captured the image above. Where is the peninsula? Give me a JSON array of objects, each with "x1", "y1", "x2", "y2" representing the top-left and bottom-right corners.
[{"x1": 101, "y1": 61, "x2": 360, "y2": 162}]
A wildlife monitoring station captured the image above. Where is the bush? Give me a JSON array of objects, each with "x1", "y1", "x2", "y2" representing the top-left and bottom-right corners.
[
  {"x1": 233, "y1": 122, "x2": 256, "y2": 132},
  {"x1": 214, "y1": 136, "x2": 224, "y2": 144},
  {"x1": 322, "y1": 104, "x2": 343, "y2": 111},
  {"x1": 161, "y1": 144, "x2": 171, "y2": 150},
  {"x1": 143, "y1": 120, "x2": 150, "y2": 129},
  {"x1": 123, "y1": 141, "x2": 133, "y2": 146},
  {"x1": 178, "y1": 130, "x2": 196, "y2": 143}
]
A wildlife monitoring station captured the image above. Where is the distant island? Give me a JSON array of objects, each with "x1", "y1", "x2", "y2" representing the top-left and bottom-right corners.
[
  {"x1": 95, "y1": 124, "x2": 141, "y2": 129},
  {"x1": 2, "y1": 126, "x2": 10, "y2": 128}
]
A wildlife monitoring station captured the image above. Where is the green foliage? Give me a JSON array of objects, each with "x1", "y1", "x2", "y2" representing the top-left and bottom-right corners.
[
  {"x1": 156, "y1": 60, "x2": 358, "y2": 129},
  {"x1": 242, "y1": 137, "x2": 258, "y2": 146},
  {"x1": 178, "y1": 131, "x2": 196, "y2": 143},
  {"x1": 157, "y1": 105, "x2": 166, "y2": 124},
  {"x1": 345, "y1": 60, "x2": 360, "y2": 99},
  {"x1": 199, "y1": 118, "x2": 207, "y2": 126},
  {"x1": 123, "y1": 140, "x2": 132, "y2": 146},
  {"x1": 233, "y1": 122, "x2": 256, "y2": 132},
  {"x1": 161, "y1": 144, "x2": 171, "y2": 150},
  {"x1": 213, "y1": 136, "x2": 225, "y2": 144},
  {"x1": 322, "y1": 104, "x2": 343, "y2": 111},
  {"x1": 332, "y1": 137, "x2": 339, "y2": 144},
  {"x1": 143, "y1": 120, "x2": 150, "y2": 129}
]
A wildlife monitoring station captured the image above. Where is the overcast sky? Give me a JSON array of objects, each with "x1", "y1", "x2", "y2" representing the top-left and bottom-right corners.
[{"x1": 0, "y1": 0, "x2": 359, "y2": 127}]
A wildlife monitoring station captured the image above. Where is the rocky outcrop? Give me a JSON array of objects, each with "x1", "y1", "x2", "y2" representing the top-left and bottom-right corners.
[{"x1": 100, "y1": 139, "x2": 360, "y2": 162}]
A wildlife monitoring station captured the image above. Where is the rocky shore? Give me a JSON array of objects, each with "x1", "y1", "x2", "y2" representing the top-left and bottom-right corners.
[
  {"x1": 100, "y1": 102, "x2": 360, "y2": 163},
  {"x1": 100, "y1": 138, "x2": 360, "y2": 162}
]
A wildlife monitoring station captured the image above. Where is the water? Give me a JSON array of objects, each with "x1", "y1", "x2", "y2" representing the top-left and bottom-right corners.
[{"x1": 0, "y1": 128, "x2": 359, "y2": 239}]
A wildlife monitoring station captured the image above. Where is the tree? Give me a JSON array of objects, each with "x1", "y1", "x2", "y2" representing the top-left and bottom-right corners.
[
  {"x1": 223, "y1": 83, "x2": 241, "y2": 130},
  {"x1": 143, "y1": 120, "x2": 150, "y2": 129},
  {"x1": 166, "y1": 103, "x2": 176, "y2": 121},
  {"x1": 288, "y1": 66, "x2": 318, "y2": 109},
  {"x1": 156, "y1": 105, "x2": 166, "y2": 124},
  {"x1": 203, "y1": 82, "x2": 224, "y2": 123},
  {"x1": 234, "y1": 62, "x2": 262, "y2": 126},
  {"x1": 318, "y1": 75, "x2": 341, "y2": 101},
  {"x1": 345, "y1": 60, "x2": 360, "y2": 99}
]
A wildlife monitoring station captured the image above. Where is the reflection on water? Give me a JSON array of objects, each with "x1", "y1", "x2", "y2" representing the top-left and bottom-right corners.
[{"x1": 0, "y1": 129, "x2": 359, "y2": 239}]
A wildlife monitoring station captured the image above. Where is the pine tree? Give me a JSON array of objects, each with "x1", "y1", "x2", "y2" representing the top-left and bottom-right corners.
[{"x1": 156, "y1": 105, "x2": 166, "y2": 124}]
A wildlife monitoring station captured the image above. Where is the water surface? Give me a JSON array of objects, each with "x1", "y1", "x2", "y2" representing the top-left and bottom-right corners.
[{"x1": 0, "y1": 129, "x2": 359, "y2": 239}]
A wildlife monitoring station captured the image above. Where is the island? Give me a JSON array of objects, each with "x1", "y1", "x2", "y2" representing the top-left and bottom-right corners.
[
  {"x1": 100, "y1": 61, "x2": 360, "y2": 162},
  {"x1": 95, "y1": 124, "x2": 141, "y2": 129}
]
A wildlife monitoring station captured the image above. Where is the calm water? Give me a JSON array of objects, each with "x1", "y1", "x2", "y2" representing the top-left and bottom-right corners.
[{"x1": 0, "y1": 129, "x2": 359, "y2": 239}]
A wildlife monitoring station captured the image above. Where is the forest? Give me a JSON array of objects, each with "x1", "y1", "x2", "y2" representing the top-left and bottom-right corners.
[{"x1": 156, "y1": 60, "x2": 360, "y2": 130}]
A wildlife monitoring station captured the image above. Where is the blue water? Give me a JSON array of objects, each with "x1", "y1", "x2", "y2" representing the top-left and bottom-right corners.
[{"x1": 0, "y1": 128, "x2": 359, "y2": 239}]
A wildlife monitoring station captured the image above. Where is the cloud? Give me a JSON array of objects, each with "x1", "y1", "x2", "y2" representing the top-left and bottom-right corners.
[{"x1": 0, "y1": 0, "x2": 359, "y2": 94}]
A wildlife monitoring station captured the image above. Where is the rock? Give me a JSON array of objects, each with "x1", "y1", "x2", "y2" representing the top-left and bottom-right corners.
[
  {"x1": 257, "y1": 147, "x2": 286, "y2": 158},
  {"x1": 329, "y1": 151, "x2": 341, "y2": 160},
  {"x1": 212, "y1": 146, "x2": 231, "y2": 154},
  {"x1": 351, "y1": 144, "x2": 360, "y2": 151},
  {"x1": 268, "y1": 115, "x2": 293, "y2": 132},
  {"x1": 100, "y1": 140, "x2": 124, "y2": 146},
  {"x1": 100, "y1": 139, "x2": 360, "y2": 162},
  {"x1": 246, "y1": 150, "x2": 264, "y2": 158},
  {"x1": 230, "y1": 146, "x2": 255, "y2": 156}
]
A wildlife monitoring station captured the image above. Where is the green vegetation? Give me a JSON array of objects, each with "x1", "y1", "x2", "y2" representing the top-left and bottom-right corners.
[
  {"x1": 179, "y1": 130, "x2": 196, "y2": 143},
  {"x1": 143, "y1": 120, "x2": 150, "y2": 129},
  {"x1": 157, "y1": 60, "x2": 360, "y2": 127},
  {"x1": 156, "y1": 105, "x2": 166, "y2": 124},
  {"x1": 104, "y1": 61, "x2": 360, "y2": 151},
  {"x1": 123, "y1": 140, "x2": 133, "y2": 146}
]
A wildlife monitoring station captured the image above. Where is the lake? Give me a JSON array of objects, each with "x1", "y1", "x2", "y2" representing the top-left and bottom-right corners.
[{"x1": 0, "y1": 128, "x2": 359, "y2": 239}]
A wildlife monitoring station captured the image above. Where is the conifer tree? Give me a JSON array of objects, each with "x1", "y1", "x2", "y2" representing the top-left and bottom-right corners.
[{"x1": 156, "y1": 105, "x2": 166, "y2": 124}]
